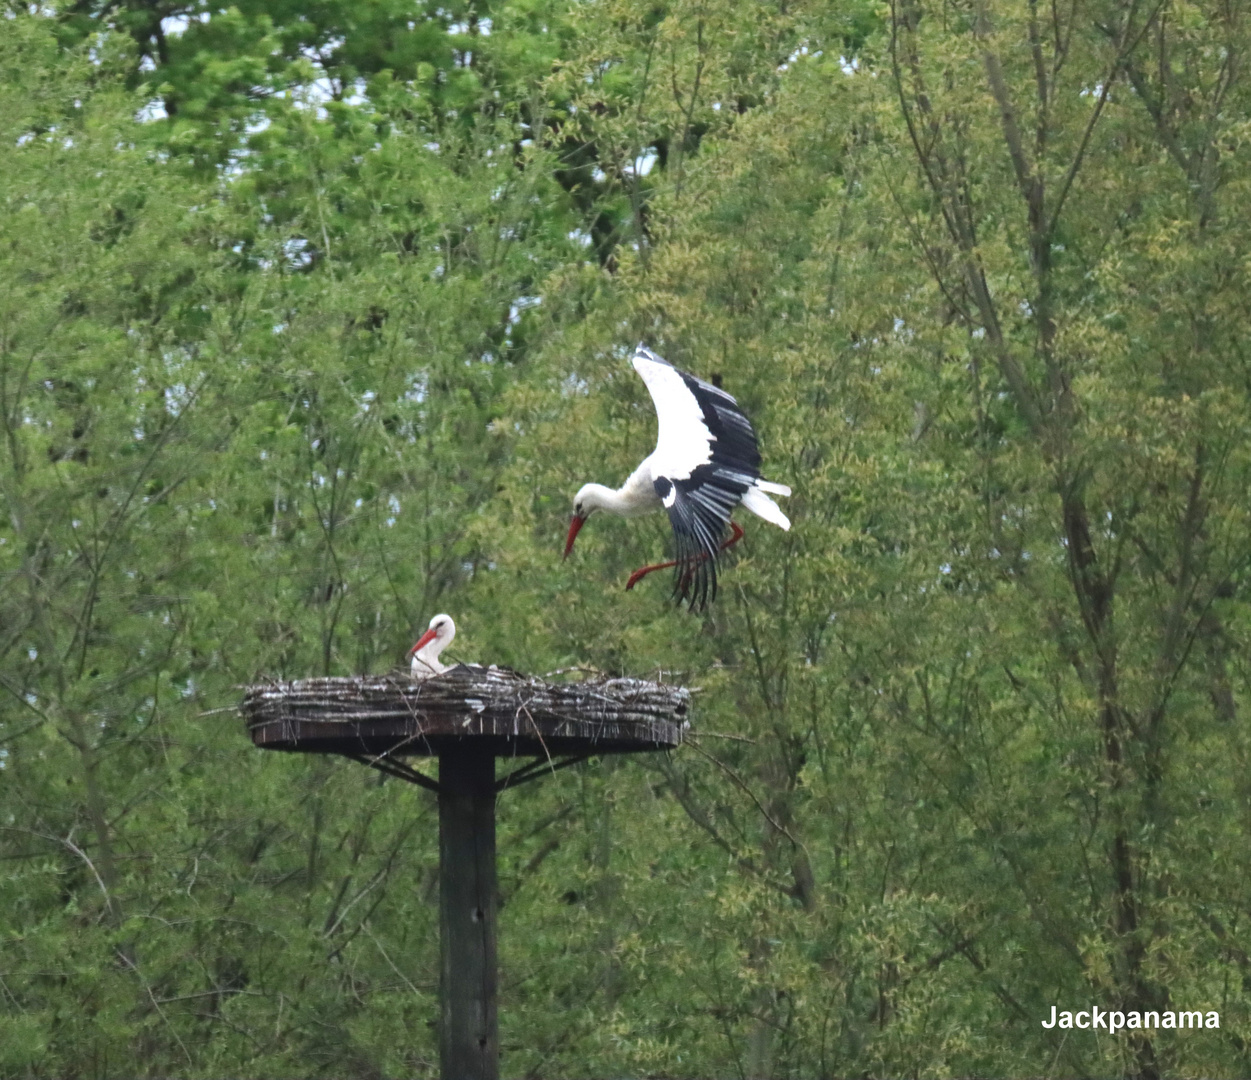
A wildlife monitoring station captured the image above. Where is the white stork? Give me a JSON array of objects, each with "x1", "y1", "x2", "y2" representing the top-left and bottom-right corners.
[
  {"x1": 409, "y1": 613, "x2": 456, "y2": 678},
  {"x1": 564, "y1": 345, "x2": 791, "y2": 609}
]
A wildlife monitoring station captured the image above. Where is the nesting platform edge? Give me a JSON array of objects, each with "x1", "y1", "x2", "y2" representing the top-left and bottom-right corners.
[{"x1": 240, "y1": 663, "x2": 688, "y2": 758}]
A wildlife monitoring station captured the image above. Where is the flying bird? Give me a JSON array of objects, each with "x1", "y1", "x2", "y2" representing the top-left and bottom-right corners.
[
  {"x1": 409, "y1": 613, "x2": 456, "y2": 678},
  {"x1": 564, "y1": 345, "x2": 791, "y2": 608}
]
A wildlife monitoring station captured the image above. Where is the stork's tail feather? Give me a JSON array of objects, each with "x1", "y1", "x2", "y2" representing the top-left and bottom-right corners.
[
  {"x1": 754, "y1": 479, "x2": 791, "y2": 497},
  {"x1": 741, "y1": 482, "x2": 791, "y2": 531}
]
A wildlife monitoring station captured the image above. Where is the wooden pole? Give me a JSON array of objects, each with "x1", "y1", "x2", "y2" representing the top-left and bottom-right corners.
[{"x1": 438, "y1": 745, "x2": 498, "y2": 1080}]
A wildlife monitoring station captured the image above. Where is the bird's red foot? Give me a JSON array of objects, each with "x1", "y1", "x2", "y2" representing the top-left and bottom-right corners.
[{"x1": 623, "y1": 522, "x2": 745, "y2": 591}]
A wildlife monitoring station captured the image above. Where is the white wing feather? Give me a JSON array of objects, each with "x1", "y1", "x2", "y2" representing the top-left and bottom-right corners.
[
  {"x1": 631, "y1": 350, "x2": 711, "y2": 481},
  {"x1": 741, "y1": 485, "x2": 791, "y2": 530},
  {"x1": 755, "y1": 479, "x2": 791, "y2": 496}
]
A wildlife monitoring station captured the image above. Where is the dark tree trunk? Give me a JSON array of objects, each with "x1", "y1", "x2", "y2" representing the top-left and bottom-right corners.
[{"x1": 439, "y1": 745, "x2": 499, "y2": 1080}]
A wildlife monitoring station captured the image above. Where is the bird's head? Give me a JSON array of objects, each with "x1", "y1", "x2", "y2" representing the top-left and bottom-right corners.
[
  {"x1": 410, "y1": 613, "x2": 455, "y2": 656},
  {"x1": 564, "y1": 483, "x2": 602, "y2": 559}
]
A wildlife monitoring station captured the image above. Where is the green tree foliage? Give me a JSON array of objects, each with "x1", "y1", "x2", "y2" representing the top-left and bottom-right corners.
[
  {"x1": 2, "y1": 0, "x2": 1250, "y2": 1076},
  {"x1": 479, "y1": 0, "x2": 1251, "y2": 1073}
]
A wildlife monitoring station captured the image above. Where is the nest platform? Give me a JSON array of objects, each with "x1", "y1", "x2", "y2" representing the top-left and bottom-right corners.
[{"x1": 241, "y1": 663, "x2": 688, "y2": 760}]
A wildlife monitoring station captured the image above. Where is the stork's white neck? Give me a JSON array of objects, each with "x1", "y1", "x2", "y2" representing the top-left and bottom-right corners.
[
  {"x1": 580, "y1": 482, "x2": 635, "y2": 515},
  {"x1": 577, "y1": 467, "x2": 658, "y2": 518},
  {"x1": 412, "y1": 640, "x2": 448, "y2": 675}
]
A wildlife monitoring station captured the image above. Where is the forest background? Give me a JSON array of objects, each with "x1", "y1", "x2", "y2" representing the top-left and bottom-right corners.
[{"x1": 2, "y1": 0, "x2": 1249, "y2": 1076}]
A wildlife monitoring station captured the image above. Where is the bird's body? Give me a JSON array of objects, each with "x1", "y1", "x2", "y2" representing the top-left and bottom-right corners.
[
  {"x1": 565, "y1": 346, "x2": 791, "y2": 608},
  {"x1": 409, "y1": 613, "x2": 455, "y2": 678}
]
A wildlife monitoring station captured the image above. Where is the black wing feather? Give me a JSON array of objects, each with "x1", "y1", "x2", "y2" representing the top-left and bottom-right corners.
[
  {"x1": 677, "y1": 370, "x2": 762, "y2": 479},
  {"x1": 654, "y1": 463, "x2": 750, "y2": 610}
]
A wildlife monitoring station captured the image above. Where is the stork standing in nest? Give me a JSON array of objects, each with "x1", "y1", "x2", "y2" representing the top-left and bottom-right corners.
[
  {"x1": 564, "y1": 346, "x2": 791, "y2": 609},
  {"x1": 409, "y1": 614, "x2": 456, "y2": 678}
]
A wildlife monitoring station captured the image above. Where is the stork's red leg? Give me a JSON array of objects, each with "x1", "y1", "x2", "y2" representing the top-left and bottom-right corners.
[
  {"x1": 625, "y1": 558, "x2": 677, "y2": 591},
  {"x1": 624, "y1": 522, "x2": 745, "y2": 591}
]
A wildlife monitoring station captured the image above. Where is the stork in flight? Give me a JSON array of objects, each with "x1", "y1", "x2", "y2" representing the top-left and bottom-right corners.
[
  {"x1": 564, "y1": 346, "x2": 791, "y2": 609},
  {"x1": 409, "y1": 613, "x2": 456, "y2": 678}
]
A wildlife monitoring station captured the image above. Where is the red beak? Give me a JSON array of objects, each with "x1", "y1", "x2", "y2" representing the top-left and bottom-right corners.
[
  {"x1": 563, "y1": 514, "x2": 586, "y2": 560},
  {"x1": 409, "y1": 627, "x2": 438, "y2": 655}
]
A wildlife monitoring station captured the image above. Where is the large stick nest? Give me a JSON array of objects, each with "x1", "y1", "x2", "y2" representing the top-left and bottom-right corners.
[{"x1": 241, "y1": 664, "x2": 688, "y2": 758}]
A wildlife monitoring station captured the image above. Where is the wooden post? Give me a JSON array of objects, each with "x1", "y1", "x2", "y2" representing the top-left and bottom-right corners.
[{"x1": 438, "y1": 744, "x2": 498, "y2": 1080}]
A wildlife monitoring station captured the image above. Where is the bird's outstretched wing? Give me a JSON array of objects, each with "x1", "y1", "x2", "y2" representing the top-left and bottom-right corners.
[
  {"x1": 631, "y1": 346, "x2": 762, "y2": 484},
  {"x1": 633, "y1": 346, "x2": 764, "y2": 608},
  {"x1": 653, "y1": 473, "x2": 744, "y2": 608}
]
